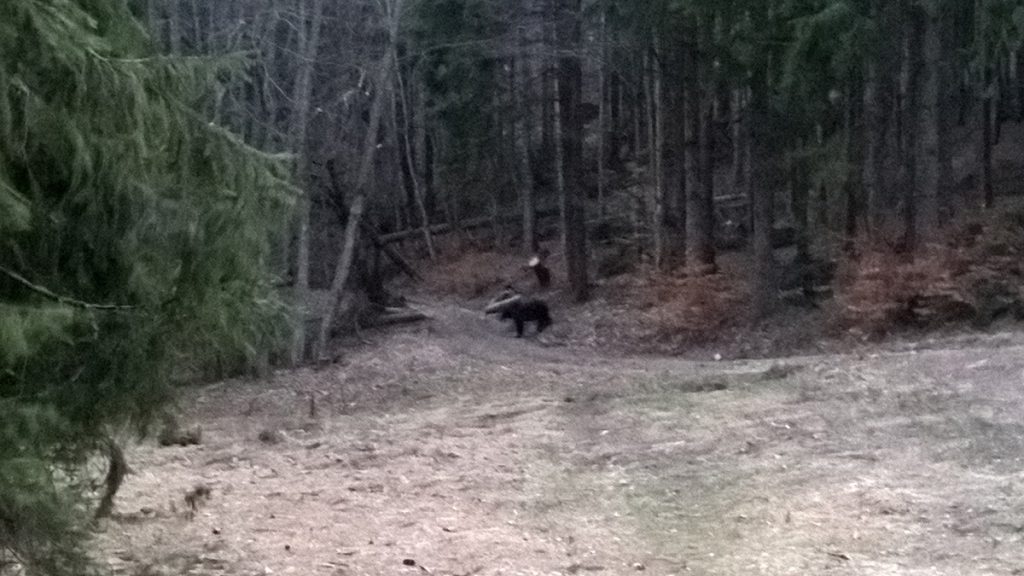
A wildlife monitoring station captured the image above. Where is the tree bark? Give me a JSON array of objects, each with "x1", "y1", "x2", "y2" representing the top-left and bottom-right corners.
[
  {"x1": 749, "y1": 6, "x2": 776, "y2": 317},
  {"x1": 596, "y1": 2, "x2": 607, "y2": 219},
  {"x1": 648, "y1": 45, "x2": 668, "y2": 270},
  {"x1": 697, "y1": 21, "x2": 716, "y2": 273},
  {"x1": 843, "y1": 72, "x2": 864, "y2": 251},
  {"x1": 557, "y1": 0, "x2": 589, "y2": 302},
  {"x1": 981, "y1": 39, "x2": 995, "y2": 208},
  {"x1": 731, "y1": 88, "x2": 746, "y2": 191},
  {"x1": 685, "y1": 36, "x2": 714, "y2": 274},
  {"x1": 288, "y1": 0, "x2": 325, "y2": 366},
  {"x1": 314, "y1": 195, "x2": 365, "y2": 362},
  {"x1": 540, "y1": 3, "x2": 556, "y2": 183},
  {"x1": 791, "y1": 142, "x2": 811, "y2": 297},
  {"x1": 511, "y1": 42, "x2": 537, "y2": 253},
  {"x1": 917, "y1": 2, "x2": 950, "y2": 238},
  {"x1": 862, "y1": 57, "x2": 889, "y2": 236},
  {"x1": 166, "y1": 0, "x2": 182, "y2": 54},
  {"x1": 315, "y1": 50, "x2": 393, "y2": 360},
  {"x1": 1013, "y1": 48, "x2": 1023, "y2": 122},
  {"x1": 392, "y1": 49, "x2": 435, "y2": 259},
  {"x1": 609, "y1": 72, "x2": 622, "y2": 170},
  {"x1": 901, "y1": 5, "x2": 922, "y2": 254}
]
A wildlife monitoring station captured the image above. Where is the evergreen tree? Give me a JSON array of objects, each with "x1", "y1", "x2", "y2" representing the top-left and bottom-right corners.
[{"x1": 0, "y1": 1, "x2": 293, "y2": 572}]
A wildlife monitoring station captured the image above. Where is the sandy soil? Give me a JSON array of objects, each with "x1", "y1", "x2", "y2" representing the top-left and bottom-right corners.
[{"x1": 95, "y1": 301, "x2": 1024, "y2": 576}]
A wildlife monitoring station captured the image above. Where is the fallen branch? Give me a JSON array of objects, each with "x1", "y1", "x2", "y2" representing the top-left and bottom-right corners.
[
  {"x1": 0, "y1": 265, "x2": 133, "y2": 311},
  {"x1": 380, "y1": 216, "x2": 492, "y2": 244},
  {"x1": 379, "y1": 208, "x2": 562, "y2": 245},
  {"x1": 365, "y1": 308, "x2": 428, "y2": 327}
]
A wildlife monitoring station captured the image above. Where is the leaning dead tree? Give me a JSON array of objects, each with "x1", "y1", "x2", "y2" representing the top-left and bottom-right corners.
[{"x1": 313, "y1": 28, "x2": 395, "y2": 361}]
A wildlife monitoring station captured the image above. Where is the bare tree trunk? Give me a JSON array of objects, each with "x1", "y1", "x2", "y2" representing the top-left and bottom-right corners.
[
  {"x1": 863, "y1": 59, "x2": 884, "y2": 236},
  {"x1": 540, "y1": 2, "x2": 556, "y2": 182},
  {"x1": 791, "y1": 142, "x2": 811, "y2": 292},
  {"x1": 696, "y1": 19, "x2": 717, "y2": 274},
  {"x1": 189, "y1": 0, "x2": 204, "y2": 53},
  {"x1": 557, "y1": 0, "x2": 589, "y2": 302},
  {"x1": 511, "y1": 44, "x2": 537, "y2": 253},
  {"x1": 609, "y1": 72, "x2": 622, "y2": 170},
  {"x1": 392, "y1": 49, "x2": 435, "y2": 259},
  {"x1": 315, "y1": 49, "x2": 393, "y2": 360},
  {"x1": 980, "y1": 36, "x2": 995, "y2": 208},
  {"x1": 314, "y1": 196, "x2": 365, "y2": 362},
  {"x1": 731, "y1": 88, "x2": 746, "y2": 191},
  {"x1": 671, "y1": 67, "x2": 687, "y2": 266},
  {"x1": 917, "y1": 2, "x2": 949, "y2": 238},
  {"x1": 288, "y1": 0, "x2": 325, "y2": 366},
  {"x1": 166, "y1": 0, "x2": 182, "y2": 54},
  {"x1": 647, "y1": 46, "x2": 667, "y2": 270},
  {"x1": 258, "y1": 12, "x2": 284, "y2": 152},
  {"x1": 633, "y1": 78, "x2": 644, "y2": 161},
  {"x1": 843, "y1": 72, "x2": 864, "y2": 251},
  {"x1": 901, "y1": 6, "x2": 922, "y2": 254},
  {"x1": 1013, "y1": 48, "x2": 1023, "y2": 122},
  {"x1": 749, "y1": 6, "x2": 776, "y2": 317},
  {"x1": 684, "y1": 39, "x2": 713, "y2": 273},
  {"x1": 596, "y1": 3, "x2": 607, "y2": 220}
]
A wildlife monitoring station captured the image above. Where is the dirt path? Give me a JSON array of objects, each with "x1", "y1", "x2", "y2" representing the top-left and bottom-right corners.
[{"x1": 96, "y1": 305, "x2": 1024, "y2": 576}]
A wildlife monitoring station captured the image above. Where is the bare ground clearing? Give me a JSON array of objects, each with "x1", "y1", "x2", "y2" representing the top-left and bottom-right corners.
[{"x1": 97, "y1": 303, "x2": 1024, "y2": 576}]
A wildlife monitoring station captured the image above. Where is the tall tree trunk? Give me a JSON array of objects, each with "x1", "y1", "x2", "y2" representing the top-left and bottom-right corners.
[
  {"x1": 647, "y1": 45, "x2": 668, "y2": 270},
  {"x1": 791, "y1": 141, "x2": 811, "y2": 296},
  {"x1": 288, "y1": 0, "x2": 325, "y2": 366},
  {"x1": 901, "y1": 5, "x2": 922, "y2": 253},
  {"x1": 633, "y1": 78, "x2": 644, "y2": 161},
  {"x1": 540, "y1": 4, "x2": 556, "y2": 183},
  {"x1": 731, "y1": 88, "x2": 746, "y2": 191},
  {"x1": 557, "y1": 0, "x2": 589, "y2": 302},
  {"x1": 699, "y1": 17, "x2": 717, "y2": 272},
  {"x1": 917, "y1": 2, "x2": 950, "y2": 238},
  {"x1": 424, "y1": 130, "x2": 436, "y2": 218},
  {"x1": 749, "y1": 7, "x2": 776, "y2": 317},
  {"x1": 166, "y1": 0, "x2": 182, "y2": 54},
  {"x1": 511, "y1": 45, "x2": 537, "y2": 253},
  {"x1": 863, "y1": 54, "x2": 890, "y2": 237},
  {"x1": 392, "y1": 50, "x2": 435, "y2": 259},
  {"x1": 596, "y1": 3, "x2": 607, "y2": 219},
  {"x1": 1013, "y1": 48, "x2": 1023, "y2": 122},
  {"x1": 981, "y1": 40, "x2": 995, "y2": 208},
  {"x1": 316, "y1": 43, "x2": 394, "y2": 359},
  {"x1": 609, "y1": 72, "x2": 622, "y2": 170},
  {"x1": 686, "y1": 36, "x2": 714, "y2": 274},
  {"x1": 843, "y1": 72, "x2": 864, "y2": 251}
]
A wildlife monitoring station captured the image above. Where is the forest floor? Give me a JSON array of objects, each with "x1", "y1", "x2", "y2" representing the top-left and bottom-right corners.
[{"x1": 96, "y1": 296, "x2": 1024, "y2": 576}]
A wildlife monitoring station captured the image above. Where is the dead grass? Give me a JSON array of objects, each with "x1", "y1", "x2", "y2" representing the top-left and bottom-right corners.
[{"x1": 94, "y1": 325, "x2": 1024, "y2": 576}]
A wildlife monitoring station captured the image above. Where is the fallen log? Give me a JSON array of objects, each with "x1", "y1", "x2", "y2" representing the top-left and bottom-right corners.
[
  {"x1": 380, "y1": 208, "x2": 562, "y2": 245},
  {"x1": 326, "y1": 159, "x2": 422, "y2": 281},
  {"x1": 365, "y1": 308, "x2": 429, "y2": 327},
  {"x1": 380, "y1": 216, "x2": 494, "y2": 244}
]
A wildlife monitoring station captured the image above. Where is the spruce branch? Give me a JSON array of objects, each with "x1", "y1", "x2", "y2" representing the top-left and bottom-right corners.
[{"x1": 0, "y1": 265, "x2": 134, "y2": 311}]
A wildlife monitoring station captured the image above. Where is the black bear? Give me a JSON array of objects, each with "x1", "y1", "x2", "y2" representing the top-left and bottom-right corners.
[{"x1": 499, "y1": 298, "x2": 553, "y2": 337}]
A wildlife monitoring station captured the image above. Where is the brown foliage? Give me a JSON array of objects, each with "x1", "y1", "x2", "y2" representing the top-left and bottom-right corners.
[{"x1": 838, "y1": 211, "x2": 1024, "y2": 334}]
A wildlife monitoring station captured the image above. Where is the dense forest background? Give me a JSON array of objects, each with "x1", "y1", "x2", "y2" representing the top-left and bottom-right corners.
[
  {"x1": 4, "y1": 0, "x2": 1024, "y2": 573},
  {"x1": 138, "y1": 0, "x2": 1024, "y2": 360}
]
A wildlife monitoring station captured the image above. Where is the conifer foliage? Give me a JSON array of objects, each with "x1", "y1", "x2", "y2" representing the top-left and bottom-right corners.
[{"x1": 0, "y1": 1, "x2": 293, "y2": 572}]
